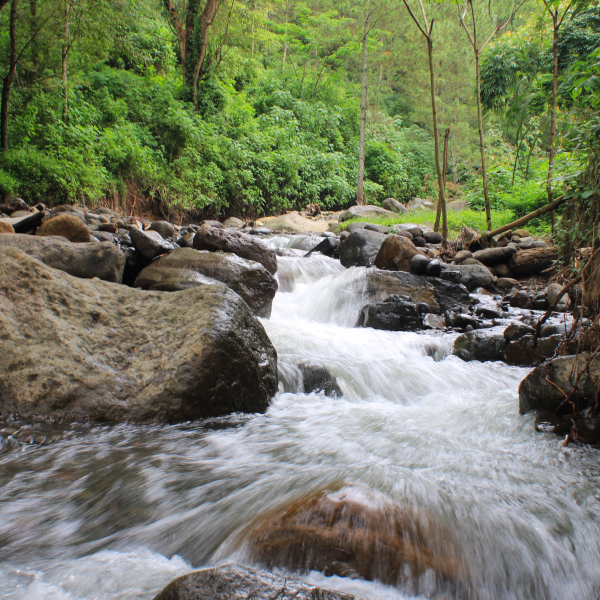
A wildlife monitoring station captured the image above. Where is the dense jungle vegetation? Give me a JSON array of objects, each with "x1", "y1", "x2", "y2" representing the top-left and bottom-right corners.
[{"x1": 0, "y1": 0, "x2": 598, "y2": 240}]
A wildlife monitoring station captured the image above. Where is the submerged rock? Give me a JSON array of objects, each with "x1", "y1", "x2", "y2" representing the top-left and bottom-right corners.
[
  {"x1": 153, "y1": 564, "x2": 358, "y2": 600},
  {"x1": 244, "y1": 483, "x2": 467, "y2": 595},
  {"x1": 298, "y1": 363, "x2": 342, "y2": 396},
  {"x1": 0, "y1": 248, "x2": 278, "y2": 423},
  {"x1": 0, "y1": 233, "x2": 125, "y2": 283},
  {"x1": 193, "y1": 222, "x2": 277, "y2": 274},
  {"x1": 134, "y1": 248, "x2": 277, "y2": 318}
]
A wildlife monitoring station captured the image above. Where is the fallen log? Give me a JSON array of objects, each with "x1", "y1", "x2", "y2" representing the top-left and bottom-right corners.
[
  {"x1": 485, "y1": 194, "x2": 566, "y2": 239},
  {"x1": 509, "y1": 247, "x2": 558, "y2": 276}
]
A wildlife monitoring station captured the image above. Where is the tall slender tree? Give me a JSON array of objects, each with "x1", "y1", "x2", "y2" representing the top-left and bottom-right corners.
[
  {"x1": 401, "y1": 0, "x2": 448, "y2": 245},
  {"x1": 456, "y1": 0, "x2": 521, "y2": 231},
  {"x1": 1, "y1": 0, "x2": 18, "y2": 152}
]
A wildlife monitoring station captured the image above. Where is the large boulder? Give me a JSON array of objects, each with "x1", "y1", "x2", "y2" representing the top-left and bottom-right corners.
[
  {"x1": 134, "y1": 248, "x2": 277, "y2": 318},
  {"x1": 0, "y1": 233, "x2": 125, "y2": 283},
  {"x1": 440, "y1": 263, "x2": 494, "y2": 291},
  {"x1": 244, "y1": 483, "x2": 467, "y2": 595},
  {"x1": 0, "y1": 248, "x2": 277, "y2": 423},
  {"x1": 153, "y1": 564, "x2": 358, "y2": 600},
  {"x1": 453, "y1": 330, "x2": 507, "y2": 362},
  {"x1": 374, "y1": 234, "x2": 422, "y2": 272},
  {"x1": 338, "y1": 204, "x2": 396, "y2": 222},
  {"x1": 406, "y1": 197, "x2": 436, "y2": 211},
  {"x1": 193, "y1": 222, "x2": 277, "y2": 274},
  {"x1": 472, "y1": 246, "x2": 517, "y2": 265},
  {"x1": 339, "y1": 229, "x2": 386, "y2": 268},
  {"x1": 366, "y1": 270, "x2": 470, "y2": 315},
  {"x1": 130, "y1": 226, "x2": 174, "y2": 260},
  {"x1": 519, "y1": 353, "x2": 600, "y2": 415},
  {"x1": 259, "y1": 212, "x2": 329, "y2": 233},
  {"x1": 382, "y1": 197, "x2": 408, "y2": 214},
  {"x1": 36, "y1": 213, "x2": 91, "y2": 243},
  {"x1": 357, "y1": 295, "x2": 421, "y2": 331}
]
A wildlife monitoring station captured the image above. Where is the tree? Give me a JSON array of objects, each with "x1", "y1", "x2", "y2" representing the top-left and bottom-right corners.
[
  {"x1": 1, "y1": 0, "x2": 18, "y2": 151},
  {"x1": 456, "y1": 0, "x2": 521, "y2": 231},
  {"x1": 356, "y1": 8, "x2": 372, "y2": 206},
  {"x1": 400, "y1": 0, "x2": 447, "y2": 244}
]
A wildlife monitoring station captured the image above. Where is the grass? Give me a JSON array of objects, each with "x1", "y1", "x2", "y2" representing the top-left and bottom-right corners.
[{"x1": 339, "y1": 209, "x2": 517, "y2": 239}]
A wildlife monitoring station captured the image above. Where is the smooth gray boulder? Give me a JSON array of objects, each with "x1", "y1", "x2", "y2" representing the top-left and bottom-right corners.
[
  {"x1": 193, "y1": 222, "x2": 277, "y2": 274},
  {"x1": 453, "y1": 329, "x2": 507, "y2": 362},
  {"x1": 440, "y1": 263, "x2": 494, "y2": 291},
  {"x1": 339, "y1": 229, "x2": 386, "y2": 268},
  {"x1": 472, "y1": 246, "x2": 517, "y2": 265},
  {"x1": 130, "y1": 226, "x2": 174, "y2": 260},
  {"x1": 134, "y1": 248, "x2": 278, "y2": 318},
  {"x1": 338, "y1": 204, "x2": 396, "y2": 222},
  {"x1": 382, "y1": 197, "x2": 408, "y2": 214},
  {"x1": 153, "y1": 564, "x2": 358, "y2": 600},
  {"x1": 519, "y1": 353, "x2": 600, "y2": 414},
  {"x1": 0, "y1": 233, "x2": 125, "y2": 283},
  {"x1": 0, "y1": 248, "x2": 277, "y2": 423},
  {"x1": 149, "y1": 220, "x2": 176, "y2": 239}
]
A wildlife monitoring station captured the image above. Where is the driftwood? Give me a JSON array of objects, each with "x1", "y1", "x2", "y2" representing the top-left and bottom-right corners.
[
  {"x1": 508, "y1": 247, "x2": 558, "y2": 276},
  {"x1": 485, "y1": 195, "x2": 566, "y2": 239}
]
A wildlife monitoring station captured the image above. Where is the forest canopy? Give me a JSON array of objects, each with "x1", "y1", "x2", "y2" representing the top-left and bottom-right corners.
[{"x1": 0, "y1": 0, "x2": 598, "y2": 231}]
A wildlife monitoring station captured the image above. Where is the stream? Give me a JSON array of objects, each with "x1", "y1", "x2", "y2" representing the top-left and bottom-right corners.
[{"x1": 1, "y1": 235, "x2": 599, "y2": 599}]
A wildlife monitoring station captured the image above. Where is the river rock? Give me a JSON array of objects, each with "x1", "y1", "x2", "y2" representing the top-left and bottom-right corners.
[
  {"x1": 134, "y1": 248, "x2": 277, "y2": 318},
  {"x1": 365, "y1": 270, "x2": 470, "y2": 315},
  {"x1": 472, "y1": 246, "x2": 517, "y2": 265},
  {"x1": 504, "y1": 334, "x2": 563, "y2": 367},
  {"x1": 338, "y1": 204, "x2": 396, "y2": 222},
  {"x1": 0, "y1": 221, "x2": 15, "y2": 233},
  {"x1": 0, "y1": 233, "x2": 125, "y2": 282},
  {"x1": 374, "y1": 235, "x2": 422, "y2": 272},
  {"x1": 307, "y1": 236, "x2": 339, "y2": 257},
  {"x1": 0, "y1": 248, "x2": 277, "y2": 422},
  {"x1": 497, "y1": 277, "x2": 519, "y2": 289},
  {"x1": 423, "y1": 231, "x2": 443, "y2": 244},
  {"x1": 223, "y1": 217, "x2": 245, "y2": 228},
  {"x1": 130, "y1": 226, "x2": 174, "y2": 260},
  {"x1": 447, "y1": 199, "x2": 467, "y2": 212},
  {"x1": 35, "y1": 213, "x2": 91, "y2": 243},
  {"x1": 547, "y1": 282, "x2": 571, "y2": 311},
  {"x1": 193, "y1": 222, "x2": 277, "y2": 274},
  {"x1": 153, "y1": 564, "x2": 358, "y2": 600},
  {"x1": 261, "y1": 212, "x2": 329, "y2": 233},
  {"x1": 149, "y1": 220, "x2": 176, "y2": 239},
  {"x1": 519, "y1": 353, "x2": 600, "y2": 415},
  {"x1": 382, "y1": 197, "x2": 408, "y2": 214},
  {"x1": 244, "y1": 483, "x2": 467, "y2": 594},
  {"x1": 409, "y1": 253, "x2": 430, "y2": 275},
  {"x1": 504, "y1": 323, "x2": 535, "y2": 341},
  {"x1": 357, "y1": 295, "x2": 421, "y2": 331},
  {"x1": 453, "y1": 250, "x2": 472, "y2": 264},
  {"x1": 298, "y1": 363, "x2": 341, "y2": 397},
  {"x1": 453, "y1": 329, "x2": 507, "y2": 362},
  {"x1": 339, "y1": 229, "x2": 386, "y2": 268},
  {"x1": 406, "y1": 197, "x2": 435, "y2": 211},
  {"x1": 440, "y1": 264, "x2": 494, "y2": 291}
]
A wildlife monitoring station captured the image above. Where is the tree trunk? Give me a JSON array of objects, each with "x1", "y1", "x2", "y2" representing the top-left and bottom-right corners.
[
  {"x1": 547, "y1": 12, "x2": 559, "y2": 231},
  {"x1": 192, "y1": 0, "x2": 220, "y2": 108},
  {"x1": 1, "y1": 0, "x2": 18, "y2": 152},
  {"x1": 475, "y1": 50, "x2": 492, "y2": 231},
  {"x1": 0, "y1": 0, "x2": 10, "y2": 11},
  {"x1": 428, "y1": 37, "x2": 445, "y2": 233},
  {"x1": 357, "y1": 14, "x2": 369, "y2": 206},
  {"x1": 508, "y1": 247, "x2": 559, "y2": 277},
  {"x1": 441, "y1": 126, "x2": 450, "y2": 246},
  {"x1": 62, "y1": 1, "x2": 70, "y2": 122}
]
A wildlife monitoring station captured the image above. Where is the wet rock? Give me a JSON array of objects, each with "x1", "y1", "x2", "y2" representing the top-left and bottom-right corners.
[
  {"x1": 193, "y1": 222, "x2": 277, "y2": 274},
  {"x1": 454, "y1": 250, "x2": 472, "y2": 264},
  {"x1": 453, "y1": 330, "x2": 507, "y2": 362},
  {"x1": 130, "y1": 226, "x2": 174, "y2": 261},
  {"x1": 244, "y1": 483, "x2": 467, "y2": 595},
  {"x1": 504, "y1": 334, "x2": 563, "y2": 367},
  {"x1": 357, "y1": 295, "x2": 421, "y2": 331},
  {"x1": 547, "y1": 282, "x2": 571, "y2": 311},
  {"x1": 472, "y1": 246, "x2": 517, "y2": 265},
  {"x1": 366, "y1": 270, "x2": 470, "y2": 315},
  {"x1": 422, "y1": 313, "x2": 446, "y2": 329},
  {"x1": 153, "y1": 564, "x2": 358, "y2": 600},
  {"x1": 0, "y1": 233, "x2": 125, "y2": 283},
  {"x1": 382, "y1": 197, "x2": 407, "y2": 214},
  {"x1": 509, "y1": 290, "x2": 533, "y2": 309},
  {"x1": 223, "y1": 217, "x2": 245, "y2": 228},
  {"x1": 178, "y1": 231, "x2": 196, "y2": 248},
  {"x1": 504, "y1": 323, "x2": 535, "y2": 341},
  {"x1": 448, "y1": 312, "x2": 481, "y2": 331},
  {"x1": 497, "y1": 277, "x2": 519, "y2": 290},
  {"x1": 338, "y1": 204, "x2": 396, "y2": 222},
  {"x1": 409, "y1": 253, "x2": 430, "y2": 275},
  {"x1": 298, "y1": 363, "x2": 341, "y2": 396},
  {"x1": 374, "y1": 235, "x2": 422, "y2": 272},
  {"x1": 475, "y1": 303, "x2": 503, "y2": 319},
  {"x1": 0, "y1": 248, "x2": 277, "y2": 423},
  {"x1": 307, "y1": 236, "x2": 339, "y2": 258},
  {"x1": 519, "y1": 353, "x2": 600, "y2": 414},
  {"x1": 339, "y1": 229, "x2": 386, "y2": 268},
  {"x1": 426, "y1": 259, "x2": 444, "y2": 277},
  {"x1": 134, "y1": 248, "x2": 277, "y2": 318},
  {"x1": 149, "y1": 220, "x2": 176, "y2": 239},
  {"x1": 441, "y1": 264, "x2": 494, "y2": 291}
]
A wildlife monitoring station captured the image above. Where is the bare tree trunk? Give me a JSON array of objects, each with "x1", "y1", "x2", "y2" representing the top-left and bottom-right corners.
[
  {"x1": 357, "y1": 12, "x2": 370, "y2": 206},
  {"x1": 192, "y1": 0, "x2": 220, "y2": 108},
  {"x1": 547, "y1": 13, "x2": 559, "y2": 231},
  {"x1": 1, "y1": 0, "x2": 18, "y2": 152},
  {"x1": 62, "y1": 1, "x2": 70, "y2": 122},
  {"x1": 475, "y1": 51, "x2": 492, "y2": 231},
  {"x1": 441, "y1": 126, "x2": 450, "y2": 246},
  {"x1": 282, "y1": 44, "x2": 287, "y2": 72},
  {"x1": 163, "y1": 0, "x2": 188, "y2": 73},
  {"x1": 0, "y1": 0, "x2": 10, "y2": 11},
  {"x1": 428, "y1": 38, "x2": 445, "y2": 233}
]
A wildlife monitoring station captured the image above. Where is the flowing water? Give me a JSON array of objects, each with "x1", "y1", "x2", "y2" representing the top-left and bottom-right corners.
[{"x1": 1, "y1": 237, "x2": 600, "y2": 600}]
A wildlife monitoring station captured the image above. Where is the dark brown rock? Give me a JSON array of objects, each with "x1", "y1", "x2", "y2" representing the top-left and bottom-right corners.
[
  {"x1": 36, "y1": 213, "x2": 91, "y2": 243},
  {"x1": 374, "y1": 234, "x2": 422, "y2": 272}
]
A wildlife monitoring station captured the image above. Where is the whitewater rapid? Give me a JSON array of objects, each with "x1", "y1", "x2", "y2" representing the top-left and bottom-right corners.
[{"x1": 0, "y1": 236, "x2": 599, "y2": 600}]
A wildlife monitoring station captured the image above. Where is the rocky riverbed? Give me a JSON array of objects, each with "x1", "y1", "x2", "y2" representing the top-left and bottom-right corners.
[{"x1": 0, "y1": 198, "x2": 599, "y2": 600}]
